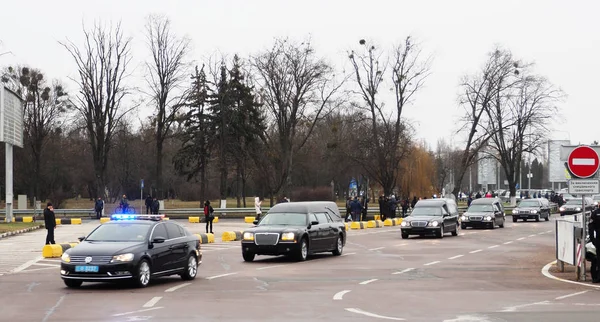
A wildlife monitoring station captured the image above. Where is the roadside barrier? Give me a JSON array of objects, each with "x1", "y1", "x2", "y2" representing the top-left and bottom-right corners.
[
  {"x1": 189, "y1": 216, "x2": 219, "y2": 224},
  {"x1": 374, "y1": 214, "x2": 381, "y2": 221},
  {"x1": 222, "y1": 231, "x2": 243, "y2": 242},
  {"x1": 344, "y1": 223, "x2": 350, "y2": 231},
  {"x1": 383, "y1": 218, "x2": 402, "y2": 226},
  {"x1": 100, "y1": 217, "x2": 110, "y2": 224},
  {"x1": 244, "y1": 216, "x2": 255, "y2": 223},
  {"x1": 350, "y1": 221, "x2": 367, "y2": 229},
  {"x1": 194, "y1": 233, "x2": 215, "y2": 244},
  {"x1": 4, "y1": 216, "x2": 35, "y2": 223},
  {"x1": 55, "y1": 218, "x2": 82, "y2": 225},
  {"x1": 42, "y1": 242, "x2": 79, "y2": 258},
  {"x1": 367, "y1": 220, "x2": 384, "y2": 228}
]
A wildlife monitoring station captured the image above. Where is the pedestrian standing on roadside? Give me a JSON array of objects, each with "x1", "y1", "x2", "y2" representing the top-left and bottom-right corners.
[
  {"x1": 145, "y1": 195, "x2": 153, "y2": 214},
  {"x1": 255, "y1": 196, "x2": 263, "y2": 221},
  {"x1": 44, "y1": 202, "x2": 56, "y2": 245},
  {"x1": 151, "y1": 197, "x2": 160, "y2": 214},
  {"x1": 350, "y1": 197, "x2": 363, "y2": 222},
  {"x1": 94, "y1": 197, "x2": 104, "y2": 219},
  {"x1": 204, "y1": 200, "x2": 214, "y2": 234}
]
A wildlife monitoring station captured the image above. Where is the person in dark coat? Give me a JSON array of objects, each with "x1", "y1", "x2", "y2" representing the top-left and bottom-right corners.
[
  {"x1": 411, "y1": 196, "x2": 417, "y2": 209},
  {"x1": 145, "y1": 195, "x2": 153, "y2": 214},
  {"x1": 94, "y1": 197, "x2": 104, "y2": 219},
  {"x1": 204, "y1": 200, "x2": 214, "y2": 234},
  {"x1": 350, "y1": 197, "x2": 363, "y2": 222},
  {"x1": 151, "y1": 197, "x2": 160, "y2": 214},
  {"x1": 44, "y1": 202, "x2": 56, "y2": 245},
  {"x1": 401, "y1": 199, "x2": 409, "y2": 218},
  {"x1": 588, "y1": 208, "x2": 600, "y2": 282}
]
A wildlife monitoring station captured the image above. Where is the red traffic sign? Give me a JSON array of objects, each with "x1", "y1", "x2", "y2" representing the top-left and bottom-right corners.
[{"x1": 568, "y1": 146, "x2": 600, "y2": 178}]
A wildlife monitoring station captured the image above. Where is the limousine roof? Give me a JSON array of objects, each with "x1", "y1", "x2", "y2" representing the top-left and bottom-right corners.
[
  {"x1": 470, "y1": 197, "x2": 502, "y2": 205},
  {"x1": 269, "y1": 201, "x2": 341, "y2": 219},
  {"x1": 414, "y1": 199, "x2": 446, "y2": 207}
]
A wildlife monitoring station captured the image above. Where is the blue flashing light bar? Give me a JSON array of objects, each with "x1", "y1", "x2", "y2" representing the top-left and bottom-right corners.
[{"x1": 111, "y1": 214, "x2": 165, "y2": 221}]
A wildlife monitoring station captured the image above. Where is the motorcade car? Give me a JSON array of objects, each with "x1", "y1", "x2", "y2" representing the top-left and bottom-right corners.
[
  {"x1": 512, "y1": 198, "x2": 551, "y2": 222},
  {"x1": 60, "y1": 214, "x2": 201, "y2": 288},
  {"x1": 241, "y1": 201, "x2": 346, "y2": 262},
  {"x1": 461, "y1": 197, "x2": 505, "y2": 229},
  {"x1": 559, "y1": 198, "x2": 595, "y2": 216},
  {"x1": 592, "y1": 195, "x2": 600, "y2": 208},
  {"x1": 400, "y1": 199, "x2": 459, "y2": 239}
]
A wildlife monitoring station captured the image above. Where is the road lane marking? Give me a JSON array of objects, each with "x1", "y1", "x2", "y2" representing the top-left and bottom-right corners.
[
  {"x1": 395, "y1": 243, "x2": 407, "y2": 247},
  {"x1": 345, "y1": 308, "x2": 405, "y2": 320},
  {"x1": 448, "y1": 255, "x2": 463, "y2": 260},
  {"x1": 503, "y1": 241, "x2": 513, "y2": 245},
  {"x1": 501, "y1": 300, "x2": 551, "y2": 312},
  {"x1": 113, "y1": 307, "x2": 164, "y2": 317},
  {"x1": 416, "y1": 240, "x2": 428, "y2": 243},
  {"x1": 165, "y1": 283, "x2": 191, "y2": 293},
  {"x1": 424, "y1": 261, "x2": 440, "y2": 266},
  {"x1": 469, "y1": 249, "x2": 482, "y2": 254},
  {"x1": 538, "y1": 232, "x2": 545, "y2": 235},
  {"x1": 41, "y1": 295, "x2": 65, "y2": 322},
  {"x1": 555, "y1": 290, "x2": 589, "y2": 300},
  {"x1": 32, "y1": 263, "x2": 60, "y2": 267},
  {"x1": 143, "y1": 297, "x2": 162, "y2": 308},
  {"x1": 333, "y1": 290, "x2": 351, "y2": 300},
  {"x1": 341, "y1": 252, "x2": 356, "y2": 257},
  {"x1": 528, "y1": 234, "x2": 536, "y2": 237},
  {"x1": 392, "y1": 268, "x2": 415, "y2": 275},
  {"x1": 546, "y1": 230, "x2": 552, "y2": 233},
  {"x1": 11, "y1": 256, "x2": 43, "y2": 273},
  {"x1": 517, "y1": 237, "x2": 525, "y2": 241},
  {"x1": 542, "y1": 261, "x2": 600, "y2": 289},
  {"x1": 369, "y1": 247, "x2": 385, "y2": 251},
  {"x1": 206, "y1": 272, "x2": 238, "y2": 280},
  {"x1": 257, "y1": 265, "x2": 286, "y2": 270},
  {"x1": 488, "y1": 245, "x2": 499, "y2": 249},
  {"x1": 19, "y1": 267, "x2": 58, "y2": 273},
  {"x1": 359, "y1": 279, "x2": 378, "y2": 285}
]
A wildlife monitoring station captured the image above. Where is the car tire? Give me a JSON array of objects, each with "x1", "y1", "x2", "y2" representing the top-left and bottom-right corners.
[
  {"x1": 536, "y1": 216, "x2": 540, "y2": 222},
  {"x1": 242, "y1": 251, "x2": 255, "y2": 262},
  {"x1": 490, "y1": 222, "x2": 495, "y2": 230},
  {"x1": 181, "y1": 254, "x2": 198, "y2": 281},
  {"x1": 461, "y1": 224, "x2": 467, "y2": 230},
  {"x1": 436, "y1": 225, "x2": 444, "y2": 239},
  {"x1": 451, "y1": 226, "x2": 458, "y2": 236},
  {"x1": 296, "y1": 238, "x2": 308, "y2": 261},
  {"x1": 401, "y1": 232, "x2": 409, "y2": 239},
  {"x1": 499, "y1": 219, "x2": 505, "y2": 228},
  {"x1": 63, "y1": 279, "x2": 82, "y2": 288},
  {"x1": 332, "y1": 235, "x2": 343, "y2": 256},
  {"x1": 512, "y1": 217, "x2": 517, "y2": 223},
  {"x1": 134, "y1": 259, "x2": 151, "y2": 288}
]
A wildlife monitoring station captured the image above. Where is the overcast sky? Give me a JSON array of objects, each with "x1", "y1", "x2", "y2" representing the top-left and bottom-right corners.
[{"x1": 1, "y1": 0, "x2": 597, "y2": 149}]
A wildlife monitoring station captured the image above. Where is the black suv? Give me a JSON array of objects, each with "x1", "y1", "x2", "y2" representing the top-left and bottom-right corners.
[
  {"x1": 400, "y1": 199, "x2": 459, "y2": 239},
  {"x1": 512, "y1": 198, "x2": 551, "y2": 222}
]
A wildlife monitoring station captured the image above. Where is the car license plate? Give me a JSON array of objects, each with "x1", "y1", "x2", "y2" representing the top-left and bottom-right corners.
[{"x1": 75, "y1": 265, "x2": 99, "y2": 273}]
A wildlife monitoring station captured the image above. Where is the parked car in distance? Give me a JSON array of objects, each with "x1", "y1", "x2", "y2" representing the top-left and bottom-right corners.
[
  {"x1": 241, "y1": 201, "x2": 346, "y2": 262},
  {"x1": 400, "y1": 199, "x2": 459, "y2": 239},
  {"x1": 512, "y1": 198, "x2": 551, "y2": 222},
  {"x1": 461, "y1": 197, "x2": 505, "y2": 229}
]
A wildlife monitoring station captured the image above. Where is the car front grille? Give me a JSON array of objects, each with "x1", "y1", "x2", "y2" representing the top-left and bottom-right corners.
[
  {"x1": 411, "y1": 221, "x2": 428, "y2": 228},
  {"x1": 255, "y1": 233, "x2": 279, "y2": 246},
  {"x1": 469, "y1": 216, "x2": 483, "y2": 221},
  {"x1": 519, "y1": 211, "x2": 531, "y2": 214},
  {"x1": 70, "y1": 255, "x2": 113, "y2": 264}
]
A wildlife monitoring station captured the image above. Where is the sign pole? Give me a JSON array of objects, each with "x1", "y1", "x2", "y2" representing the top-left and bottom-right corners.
[
  {"x1": 5, "y1": 143, "x2": 13, "y2": 223},
  {"x1": 581, "y1": 193, "x2": 587, "y2": 281},
  {"x1": 140, "y1": 179, "x2": 144, "y2": 214}
]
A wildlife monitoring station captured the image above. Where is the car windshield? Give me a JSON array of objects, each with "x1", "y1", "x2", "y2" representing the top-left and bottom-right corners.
[
  {"x1": 468, "y1": 204, "x2": 493, "y2": 212},
  {"x1": 563, "y1": 194, "x2": 575, "y2": 199},
  {"x1": 566, "y1": 200, "x2": 583, "y2": 205},
  {"x1": 86, "y1": 223, "x2": 151, "y2": 242},
  {"x1": 593, "y1": 196, "x2": 600, "y2": 201},
  {"x1": 518, "y1": 201, "x2": 539, "y2": 207},
  {"x1": 259, "y1": 213, "x2": 307, "y2": 226},
  {"x1": 411, "y1": 207, "x2": 442, "y2": 216}
]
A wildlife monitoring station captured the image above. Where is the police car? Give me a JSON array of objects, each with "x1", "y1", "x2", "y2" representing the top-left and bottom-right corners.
[{"x1": 60, "y1": 214, "x2": 201, "y2": 288}]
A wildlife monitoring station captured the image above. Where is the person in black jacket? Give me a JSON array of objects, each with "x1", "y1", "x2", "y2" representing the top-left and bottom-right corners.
[
  {"x1": 151, "y1": 197, "x2": 160, "y2": 214},
  {"x1": 588, "y1": 208, "x2": 600, "y2": 283},
  {"x1": 94, "y1": 197, "x2": 104, "y2": 219},
  {"x1": 44, "y1": 202, "x2": 56, "y2": 245},
  {"x1": 145, "y1": 195, "x2": 153, "y2": 214}
]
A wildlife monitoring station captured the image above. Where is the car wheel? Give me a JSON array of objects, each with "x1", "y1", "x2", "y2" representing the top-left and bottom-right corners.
[
  {"x1": 134, "y1": 259, "x2": 151, "y2": 288},
  {"x1": 451, "y1": 225, "x2": 458, "y2": 236},
  {"x1": 499, "y1": 218, "x2": 505, "y2": 228},
  {"x1": 436, "y1": 225, "x2": 444, "y2": 238},
  {"x1": 63, "y1": 279, "x2": 82, "y2": 288},
  {"x1": 490, "y1": 222, "x2": 495, "y2": 230},
  {"x1": 536, "y1": 215, "x2": 540, "y2": 222},
  {"x1": 296, "y1": 238, "x2": 308, "y2": 261},
  {"x1": 332, "y1": 235, "x2": 343, "y2": 256},
  {"x1": 401, "y1": 232, "x2": 409, "y2": 239},
  {"x1": 242, "y1": 251, "x2": 255, "y2": 262},
  {"x1": 512, "y1": 217, "x2": 517, "y2": 223},
  {"x1": 181, "y1": 255, "x2": 198, "y2": 281},
  {"x1": 461, "y1": 224, "x2": 467, "y2": 229}
]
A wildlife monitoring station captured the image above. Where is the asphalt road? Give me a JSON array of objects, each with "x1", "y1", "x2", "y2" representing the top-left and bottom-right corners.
[{"x1": 1, "y1": 217, "x2": 600, "y2": 322}]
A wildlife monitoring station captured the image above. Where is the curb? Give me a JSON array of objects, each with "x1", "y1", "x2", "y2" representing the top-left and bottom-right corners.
[
  {"x1": 542, "y1": 260, "x2": 600, "y2": 289},
  {"x1": 189, "y1": 216, "x2": 219, "y2": 224},
  {"x1": 56, "y1": 218, "x2": 82, "y2": 225},
  {"x1": 0, "y1": 225, "x2": 43, "y2": 239},
  {"x1": 42, "y1": 242, "x2": 80, "y2": 258},
  {"x1": 222, "y1": 231, "x2": 244, "y2": 242},
  {"x1": 194, "y1": 233, "x2": 215, "y2": 244}
]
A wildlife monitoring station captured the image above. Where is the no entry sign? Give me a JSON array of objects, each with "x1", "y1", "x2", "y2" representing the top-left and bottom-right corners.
[{"x1": 568, "y1": 146, "x2": 600, "y2": 178}]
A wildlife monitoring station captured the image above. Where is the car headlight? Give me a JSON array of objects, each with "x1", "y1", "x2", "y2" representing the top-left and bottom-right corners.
[
  {"x1": 512, "y1": 208, "x2": 519, "y2": 214},
  {"x1": 560, "y1": 207, "x2": 565, "y2": 212},
  {"x1": 111, "y1": 253, "x2": 134, "y2": 263},
  {"x1": 531, "y1": 210, "x2": 537, "y2": 214},
  {"x1": 243, "y1": 232, "x2": 254, "y2": 241},
  {"x1": 61, "y1": 253, "x2": 70, "y2": 263},
  {"x1": 429, "y1": 221, "x2": 439, "y2": 227},
  {"x1": 485, "y1": 216, "x2": 492, "y2": 221},
  {"x1": 461, "y1": 215, "x2": 468, "y2": 221},
  {"x1": 281, "y1": 232, "x2": 295, "y2": 241},
  {"x1": 576, "y1": 207, "x2": 581, "y2": 211},
  {"x1": 401, "y1": 221, "x2": 409, "y2": 227}
]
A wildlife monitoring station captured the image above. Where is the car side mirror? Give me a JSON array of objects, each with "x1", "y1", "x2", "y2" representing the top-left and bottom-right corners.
[
  {"x1": 152, "y1": 237, "x2": 166, "y2": 244},
  {"x1": 78, "y1": 236, "x2": 86, "y2": 242},
  {"x1": 253, "y1": 220, "x2": 259, "y2": 225},
  {"x1": 311, "y1": 220, "x2": 319, "y2": 226}
]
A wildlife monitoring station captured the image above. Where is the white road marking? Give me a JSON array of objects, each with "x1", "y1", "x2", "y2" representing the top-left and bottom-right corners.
[
  {"x1": 345, "y1": 308, "x2": 405, "y2": 320},
  {"x1": 341, "y1": 252, "x2": 356, "y2": 257},
  {"x1": 469, "y1": 249, "x2": 482, "y2": 254},
  {"x1": 528, "y1": 234, "x2": 536, "y2": 237},
  {"x1": 31, "y1": 263, "x2": 60, "y2": 267},
  {"x1": 503, "y1": 241, "x2": 513, "y2": 245},
  {"x1": 206, "y1": 272, "x2": 237, "y2": 280},
  {"x1": 257, "y1": 265, "x2": 286, "y2": 270},
  {"x1": 443, "y1": 315, "x2": 499, "y2": 322},
  {"x1": 395, "y1": 243, "x2": 407, "y2": 247},
  {"x1": 359, "y1": 279, "x2": 378, "y2": 285},
  {"x1": 11, "y1": 256, "x2": 43, "y2": 273},
  {"x1": 164, "y1": 283, "x2": 191, "y2": 293},
  {"x1": 392, "y1": 268, "x2": 415, "y2": 275},
  {"x1": 555, "y1": 290, "x2": 589, "y2": 300},
  {"x1": 41, "y1": 295, "x2": 65, "y2": 322},
  {"x1": 448, "y1": 255, "x2": 463, "y2": 260},
  {"x1": 542, "y1": 261, "x2": 600, "y2": 289},
  {"x1": 416, "y1": 240, "x2": 428, "y2": 243},
  {"x1": 369, "y1": 247, "x2": 385, "y2": 251},
  {"x1": 517, "y1": 237, "x2": 525, "y2": 241},
  {"x1": 488, "y1": 245, "x2": 499, "y2": 249},
  {"x1": 18, "y1": 266, "x2": 58, "y2": 273},
  {"x1": 142, "y1": 297, "x2": 162, "y2": 308},
  {"x1": 501, "y1": 301, "x2": 551, "y2": 312},
  {"x1": 546, "y1": 230, "x2": 552, "y2": 233},
  {"x1": 538, "y1": 232, "x2": 545, "y2": 235},
  {"x1": 113, "y1": 307, "x2": 164, "y2": 317},
  {"x1": 424, "y1": 261, "x2": 440, "y2": 266},
  {"x1": 333, "y1": 290, "x2": 351, "y2": 300}
]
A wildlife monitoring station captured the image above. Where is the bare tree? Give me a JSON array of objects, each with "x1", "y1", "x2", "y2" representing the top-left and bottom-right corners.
[
  {"x1": 61, "y1": 22, "x2": 133, "y2": 198},
  {"x1": 253, "y1": 38, "x2": 346, "y2": 200},
  {"x1": 144, "y1": 15, "x2": 190, "y2": 199},
  {"x1": 348, "y1": 37, "x2": 430, "y2": 195}
]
